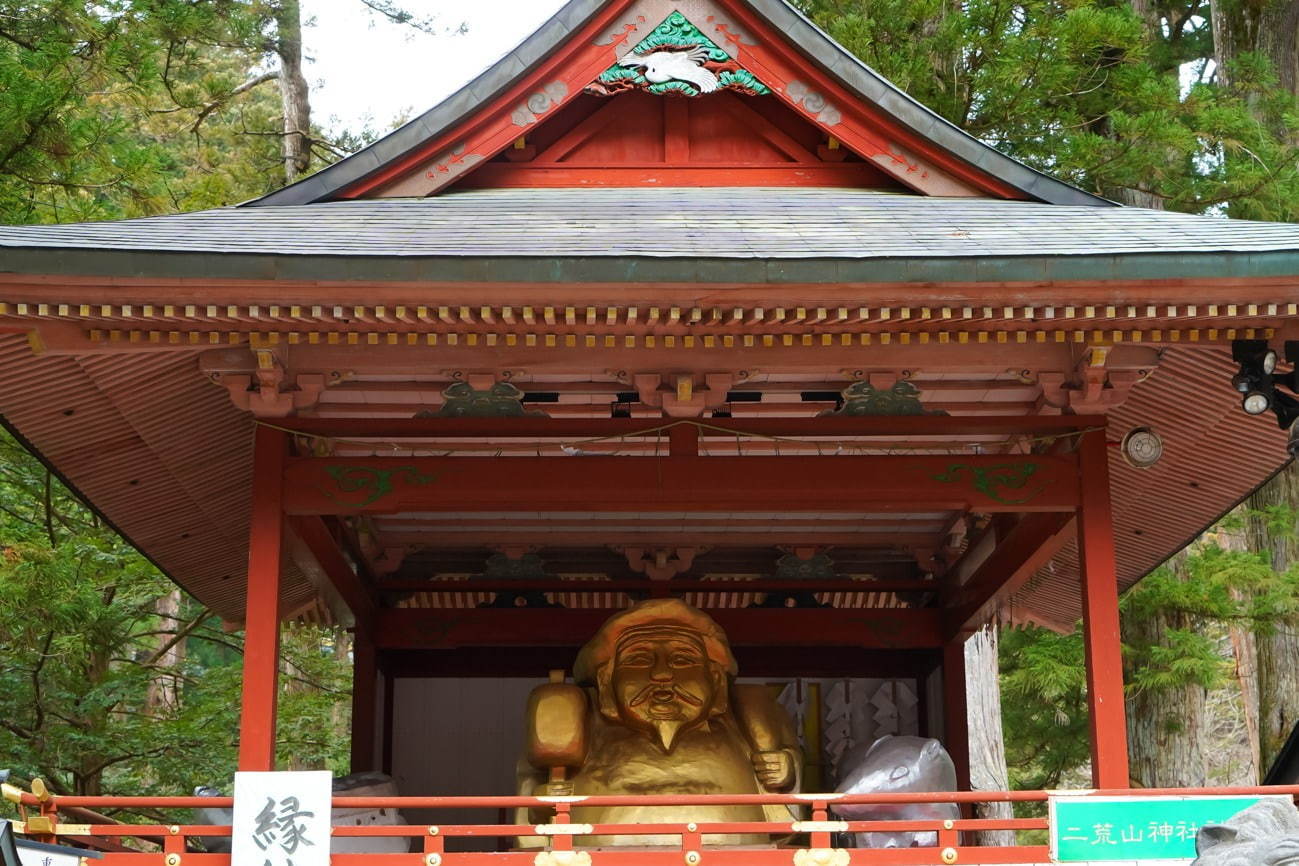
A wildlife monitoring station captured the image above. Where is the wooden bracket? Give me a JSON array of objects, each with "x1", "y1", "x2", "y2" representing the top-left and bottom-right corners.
[
  {"x1": 620, "y1": 546, "x2": 699, "y2": 581},
  {"x1": 633, "y1": 372, "x2": 735, "y2": 417},
  {"x1": 206, "y1": 349, "x2": 336, "y2": 417}
]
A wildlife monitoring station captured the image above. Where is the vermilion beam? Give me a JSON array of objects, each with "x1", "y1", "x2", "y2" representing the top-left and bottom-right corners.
[
  {"x1": 375, "y1": 578, "x2": 939, "y2": 594},
  {"x1": 238, "y1": 426, "x2": 287, "y2": 772},
  {"x1": 382, "y1": 646, "x2": 935, "y2": 679},
  {"x1": 274, "y1": 415, "x2": 1102, "y2": 439},
  {"x1": 372, "y1": 608, "x2": 943, "y2": 650},
  {"x1": 942, "y1": 512, "x2": 1076, "y2": 639},
  {"x1": 282, "y1": 454, "x2": 1079, "y2": 515},
  {"x1": 1077, "y1": 430, "x2": 1131, "y2": 788}
]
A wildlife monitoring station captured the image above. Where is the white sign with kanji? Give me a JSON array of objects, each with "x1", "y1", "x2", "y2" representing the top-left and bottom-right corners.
[{"x1": 232, "y1": 771, "x2": 331, "y2": 866}]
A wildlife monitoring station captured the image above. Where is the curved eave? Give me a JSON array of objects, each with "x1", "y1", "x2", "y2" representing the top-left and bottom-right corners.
[
  {"x1": 2, "y1": 247, "x2": 1298, "y2": 284},
  {"x1": 245, "y1": 0, "x2": 1108, "y2": 208}
]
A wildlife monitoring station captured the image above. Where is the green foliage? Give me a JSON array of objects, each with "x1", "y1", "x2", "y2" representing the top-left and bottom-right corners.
[
  {"x1": 797, "y1": 0, "x2": 1299, "y2": 217},
  {"x1": 0, "y1": 0, "x2": 287, "y2": 224},
  {"x1": 0, "y1": 429, "x2": 351, "y2": 803},
  {"x1": 997, "y1": 537, "x2": 1299, "y2": 792},
  {"x1": 999, "y1": 626, "x2": 1090, "y2": 791}
]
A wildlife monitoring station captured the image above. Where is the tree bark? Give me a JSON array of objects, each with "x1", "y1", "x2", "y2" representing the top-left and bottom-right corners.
[
  {"x1": 1242, "y1": 463, "x2": 1299, "y2": 772},
  {"x1": 274, "y1": 0, "x2": 311, "y2": 184},
  {"x1": 1123, "y1": 552, "x2": 1208, "y2": 787},
  {"x1": 965, "y1": 626, "x2": 1015, "y2": 846},
  {"x1": 147, "y1": 589, "x2": 184, "y2": 712},
  {"x1": 1212, "y1": 0, "x2": 1299, "y2": 142},
  {"x1": 1212, "y1": 0, "x2": 1299, "y2": 91}
]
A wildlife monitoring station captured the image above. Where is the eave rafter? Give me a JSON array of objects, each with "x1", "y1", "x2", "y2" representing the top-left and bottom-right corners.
[{"x1": 4, "y1": 297, "x2": 1285, "y2": 360}]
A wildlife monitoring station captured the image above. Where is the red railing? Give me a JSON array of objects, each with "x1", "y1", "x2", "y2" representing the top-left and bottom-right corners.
[{"x1": 9, "y1": 786, "x2": 1299, "y2": 865}]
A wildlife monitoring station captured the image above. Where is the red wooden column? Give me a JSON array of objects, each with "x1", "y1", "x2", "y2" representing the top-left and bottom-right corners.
[
  {"x1": 238, "y1": 426, "x2": 287, "y2": 771},
  {"x1": 942, "y1": 639, "x2": 971, "y2": 791},
  {"x1": 350, "y1": 628, "x2": 379, "y2": 772},
  {"x1": 1077, "y1": 429, "x2": 1131, "y2": 788}
]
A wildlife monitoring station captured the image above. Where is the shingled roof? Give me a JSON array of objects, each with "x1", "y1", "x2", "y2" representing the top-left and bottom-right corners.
[{"x1": 2, "y1": 190, "x2": 1298, "y2": 285}]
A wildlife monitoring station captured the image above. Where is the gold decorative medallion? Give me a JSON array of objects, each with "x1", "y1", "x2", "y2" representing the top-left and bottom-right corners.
[{"x1": 792, "y1": 848, "x2": 850, "y2": 866}]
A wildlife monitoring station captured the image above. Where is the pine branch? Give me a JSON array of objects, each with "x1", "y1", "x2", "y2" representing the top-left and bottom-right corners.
[{"x1": 190, "y1": 71, "x2": 279, "y2": 135}]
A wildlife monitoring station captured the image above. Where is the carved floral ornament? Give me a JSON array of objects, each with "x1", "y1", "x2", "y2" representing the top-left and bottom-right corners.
[{"x1": 588, "y1": 11, "x2": 771, "y2": 98}]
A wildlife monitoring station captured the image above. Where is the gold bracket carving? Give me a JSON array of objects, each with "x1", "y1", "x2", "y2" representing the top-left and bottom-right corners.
[{"x1": 23, "y1": 816, "x2": 54, "y2": 833}]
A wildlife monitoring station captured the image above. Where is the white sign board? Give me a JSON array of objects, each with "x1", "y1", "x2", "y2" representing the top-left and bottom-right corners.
[
  {"x1": 232, "y1": 771, "x2": 331, "y2": 866},
  {"x1": 15, "y1": 842, "x2": 86, "y2": 866}
]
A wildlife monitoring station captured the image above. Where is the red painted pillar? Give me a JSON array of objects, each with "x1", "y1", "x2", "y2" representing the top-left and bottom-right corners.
[
  {"x1": 1077, "y1": 430, "x2": 1130, "y2": 788},
  {"x1": 238, "y1": 426, "x2": 287, "y2": 771},
  {"x1": 350, "y1": 628, "x2": 378, "y2": 772},
  {"x1": 943, "y1": 638, "x2": 971, "y2": 791}
]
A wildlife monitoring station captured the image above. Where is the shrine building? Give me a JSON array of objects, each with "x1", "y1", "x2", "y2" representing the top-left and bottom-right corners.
[{"x1": 3, "y1": 0, "x2": 1299, "y2": 863}]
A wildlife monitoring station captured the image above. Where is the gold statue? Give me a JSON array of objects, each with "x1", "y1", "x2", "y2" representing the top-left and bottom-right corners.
[{"x1": 518, "y1": 599, "x2": 802, "y2": 846}]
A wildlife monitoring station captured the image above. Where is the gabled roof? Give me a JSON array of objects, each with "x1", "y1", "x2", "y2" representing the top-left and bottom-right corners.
[{"x1": 248, "y1": 0, "x2": 1109, "y2": 207}]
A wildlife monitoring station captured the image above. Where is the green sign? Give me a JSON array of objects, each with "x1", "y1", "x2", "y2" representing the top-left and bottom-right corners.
[{"x1": 1049, "y1": 794, "x2": 1288, "y2": 862}]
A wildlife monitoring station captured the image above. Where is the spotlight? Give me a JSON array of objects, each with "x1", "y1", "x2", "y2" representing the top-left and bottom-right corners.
[
  {"x1": 1263, "y1": 349, "x2": 1279, "y2": 374},
  {"x1": 1243, "y1": 391, "x2": 1273, "y2": 415}
]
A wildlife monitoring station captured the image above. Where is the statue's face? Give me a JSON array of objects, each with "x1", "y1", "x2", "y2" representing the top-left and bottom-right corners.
[{"x1": 609, "y1": 629, "x2": 715, "y2": 751}]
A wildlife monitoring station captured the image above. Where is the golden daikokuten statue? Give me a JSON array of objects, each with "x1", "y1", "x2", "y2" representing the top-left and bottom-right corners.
[{"x1": 517, "y1": 599, "x2": 802, "y2": 846}]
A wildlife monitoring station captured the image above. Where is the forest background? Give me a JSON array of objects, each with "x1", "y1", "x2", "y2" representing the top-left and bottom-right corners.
[{"x1": 1, "y1": 0, "x2": 1298, "y2": 820}]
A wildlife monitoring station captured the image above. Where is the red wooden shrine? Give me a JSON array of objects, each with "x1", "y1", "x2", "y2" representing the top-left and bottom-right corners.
[{"x1": 3, "y1": 0, "x2": 1299, "y2": 862}]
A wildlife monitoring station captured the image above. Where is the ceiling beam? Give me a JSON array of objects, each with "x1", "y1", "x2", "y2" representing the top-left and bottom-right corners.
[
  {"x1": 373, "y1": 607, "x2": 943, "y2": 650},
  {"x1": 274, "y1": 414, "x2": 1102, "y2": 439},
  {"x1": 283, "y1": 453, "x2": 1080, "y2": 515},
  {"x1": 285, "y1": 515, "x2": 378, "y2": 632},
  {"x1": 380, "y1": 646, "x2": 937, "y2": 679},
  {"x1": 942, "y1": 512, "x2": 1077, "y2": 639},
  {"x1": 373, "y1": 530, "x2": 938, "y2": 549},
  {"x1": 376, "y1": 577, "x2": 937, "y2": 594}
]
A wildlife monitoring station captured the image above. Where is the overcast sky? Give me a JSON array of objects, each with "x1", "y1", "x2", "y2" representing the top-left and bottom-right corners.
[{"x1": 300, "y1": 0, "x2": 568, "y2": 135}]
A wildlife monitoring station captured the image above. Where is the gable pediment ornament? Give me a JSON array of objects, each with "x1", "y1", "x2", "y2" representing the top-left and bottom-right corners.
[{"x1": 588, "y1": 11, "x2": 771, "y2": 98}]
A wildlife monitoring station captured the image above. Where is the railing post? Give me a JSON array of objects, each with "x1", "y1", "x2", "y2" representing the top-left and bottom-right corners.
[
  {"x1": 1077, "y1": 430, "x2": 1130, "y2": 788},
  {"x1": 423, "y1": 823, "x2": 444, "y2": 859},
  {"x1": 238, "y1": 425, "x2": 287, "y2": 771},
  {"x1": 552, "y1": 801, "x2": 573, "y2": 851},
  {"x1": 810, "y1": 800, "x2": 832, "y2": 849}
]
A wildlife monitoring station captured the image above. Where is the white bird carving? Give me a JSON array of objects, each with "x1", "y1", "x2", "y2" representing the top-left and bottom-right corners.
[{"x1": 620, "y1": 46, "x2": 720, "y2": 94}]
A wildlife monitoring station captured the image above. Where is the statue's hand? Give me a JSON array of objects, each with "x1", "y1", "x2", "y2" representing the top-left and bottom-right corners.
[
  {"x1": 541, "y1": 780, "x2": 575, "y2": 797},
  {"x1": 753, "y1": 749, "x2": 796, "y2": 791}
]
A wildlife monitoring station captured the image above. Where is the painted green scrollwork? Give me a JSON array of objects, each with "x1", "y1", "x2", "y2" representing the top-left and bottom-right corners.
[
  {"x1": 635, "y1": 12, "x2": 730, "y2": 61},
  {"x1": 932, "y1": 462, "x2": 1046, "y2": 505},
  {"x1": 821, "y1": 380, "x2": 948, "y2": 417},
  {"x1": 434, "y1": 381, "x2": 545, "y2": 418},
  {"x1": 322, "y1": 465, "x2": 437, "y2": 508}
]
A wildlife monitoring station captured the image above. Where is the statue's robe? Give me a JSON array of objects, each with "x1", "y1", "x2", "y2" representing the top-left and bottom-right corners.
[{"x1": 519, "y1": 697, "x2": 797, "y2": 847}]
